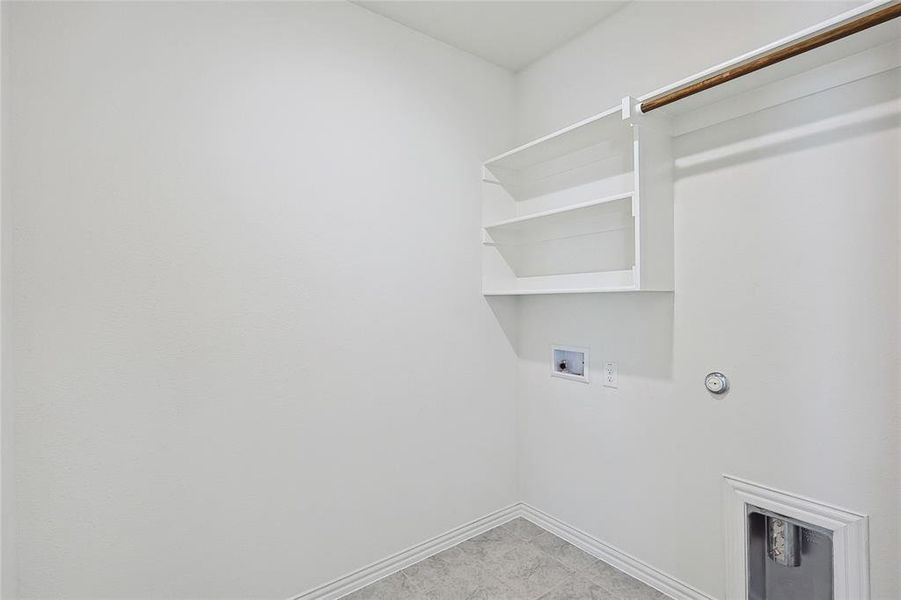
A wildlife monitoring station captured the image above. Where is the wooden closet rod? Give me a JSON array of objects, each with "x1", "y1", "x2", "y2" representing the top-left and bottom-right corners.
[{"x1": 640, "y1": 1, "x2": 901, "y2": 113}]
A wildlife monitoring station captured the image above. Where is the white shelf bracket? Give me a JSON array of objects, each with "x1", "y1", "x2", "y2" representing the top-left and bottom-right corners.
[{"x1": 621, "y1": 95, "x2": 634, "y2": 121}]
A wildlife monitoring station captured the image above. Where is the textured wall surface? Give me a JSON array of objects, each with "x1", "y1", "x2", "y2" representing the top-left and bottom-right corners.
[{"x1": 4, "y1": 3, "x2": 517, "y2": 598}]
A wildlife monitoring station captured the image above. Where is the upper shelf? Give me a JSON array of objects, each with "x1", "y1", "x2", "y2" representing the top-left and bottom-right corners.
[
  {"x1": 483, "y1": 103, "x2": 628, "y2": 171},
  {"x1": 483, "y1": 192, "x2": 633, "y2": 246},
  {"x1": 637, "y1": 0, "x2": 901, "y2": 128}
]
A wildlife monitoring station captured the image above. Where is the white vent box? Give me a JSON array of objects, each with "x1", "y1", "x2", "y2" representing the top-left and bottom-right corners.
[{"x1": 551, "y1": 345, "x2": 589, "y2": 383}]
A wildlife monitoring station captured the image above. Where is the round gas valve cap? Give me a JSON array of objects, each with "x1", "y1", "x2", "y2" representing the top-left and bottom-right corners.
[{"x1": 704, "y1": 372, "x2": 729, "y2": 394}]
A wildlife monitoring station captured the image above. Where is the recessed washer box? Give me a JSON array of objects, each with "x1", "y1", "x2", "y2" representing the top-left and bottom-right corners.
[{"x1": 551, "y1": 345, "x2": 589, "y2": 383}]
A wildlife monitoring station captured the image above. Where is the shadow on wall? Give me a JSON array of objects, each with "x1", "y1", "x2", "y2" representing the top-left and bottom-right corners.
[
  {"x1": 485, "y1": 295, "x2": 520, "y2": 351},
  {"x1": 512, "y1": 292, "x2": 674, "y2": 381},
  {"x1": 484, "y1": 74, "x2": 901, "y2": 388},
  {"x1": 674, "y1": 69, "x2": 901, "y2": 179}
]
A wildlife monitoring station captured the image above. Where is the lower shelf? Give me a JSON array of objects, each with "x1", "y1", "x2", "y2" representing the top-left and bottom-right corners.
[{"x1": 482, "y1": 269, "x2": 637, "y2": 296}]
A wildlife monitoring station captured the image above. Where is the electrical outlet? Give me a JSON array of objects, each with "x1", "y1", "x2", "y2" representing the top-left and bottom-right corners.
[{"x1": 603, "y1": 362, "x2": 618, "y2": 388}]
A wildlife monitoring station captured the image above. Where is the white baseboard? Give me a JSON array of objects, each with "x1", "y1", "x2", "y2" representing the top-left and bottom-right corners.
[
  {"x1": 289, "y1": 503, "x2": 522, "y2": 600},
  {"x1": 290, "y1": 502, "x2": 717, "y2": 600},
  {"x1": 519, "y1": 503, "x2": 717, "y2": 600}
]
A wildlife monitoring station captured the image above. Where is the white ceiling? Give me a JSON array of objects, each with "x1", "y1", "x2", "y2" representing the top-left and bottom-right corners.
[{"x1": 354, "y1": 1, "x2": 628, "y2": 71}]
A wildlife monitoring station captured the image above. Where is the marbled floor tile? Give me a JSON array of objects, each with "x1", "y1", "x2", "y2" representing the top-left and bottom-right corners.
[
  {"x1": 402, "y1": 543, "x2": 519, "y2": 600},
  {"x1": 432, "y1": 571, "x2": 519, "y2": 600},
  {"x1": 340, "y1": 525, "x2": 675, "y2": 600},
  {"x1": 340, "y1": 571, "x2": 421, "y2": 600},
  {"x1": 581, "y1": 559, "x2": 669, "y2": 600},
  {"x1": 612, "y1": 581, "x2": 670, "y2": 600},
  {"x1": 502, "y1": 517, "x2": 548, "y2": 542},
  {"x1": 402, "y1": 551, "x2": 463, "y2": 594},
  {"x1": 430, "y1": 543, "x2": 476, "y2": 569},
  {"x1": 456, "y1": 525, "x2": 530, "y2": 563},
  {"x1": 490, "y1": 541, "x2": 573, "y2": 598},
  {"x1": 531, "y1": 531, "x2": 598, "y2": 573},
  {"x1": 537, "y1": 574, "x2": 618, "y2": 600}
]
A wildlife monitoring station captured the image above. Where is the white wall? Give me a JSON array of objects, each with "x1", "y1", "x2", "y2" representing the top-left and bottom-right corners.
[
  {"x1": 3, "y1": 2, "x2": 518, "y2": 598},
  {"x1": 514, "y1": 2, "x2": 900, "y2": 599},
  {"x1": 6, "y1": 2, "x2": 901, "y2": 599},
  {"x1": 0, "y1": 3, "x2": 12, "y2": 598}
]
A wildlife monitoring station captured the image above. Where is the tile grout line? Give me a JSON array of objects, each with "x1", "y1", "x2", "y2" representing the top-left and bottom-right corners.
[
  {"x1": 343, "y1": 517, "x2": 657, "y2": 600},
  {"x1": 510, "y1": 521, "x2": 608, "y2": 600},
  {"x1": 398, "y1": 571, "x2": 424, "y2": 596},
  {"x1": 513, "y1": 521, "x2": 635, "y2": 600}
]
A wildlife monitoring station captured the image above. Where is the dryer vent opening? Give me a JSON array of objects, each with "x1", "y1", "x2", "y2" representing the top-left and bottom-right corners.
[{"x1": 747, "y1": 505, "x2": 833, "y2": 600}]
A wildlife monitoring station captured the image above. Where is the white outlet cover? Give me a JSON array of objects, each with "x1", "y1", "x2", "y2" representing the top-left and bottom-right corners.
[{"x1": 603, "y1": 362, "x2": 617, "y2": 388}]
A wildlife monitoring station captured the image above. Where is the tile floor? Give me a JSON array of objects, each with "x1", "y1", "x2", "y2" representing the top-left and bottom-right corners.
[{"x1": 341, "y1": 518, "x2": 670, "y2": 600}]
